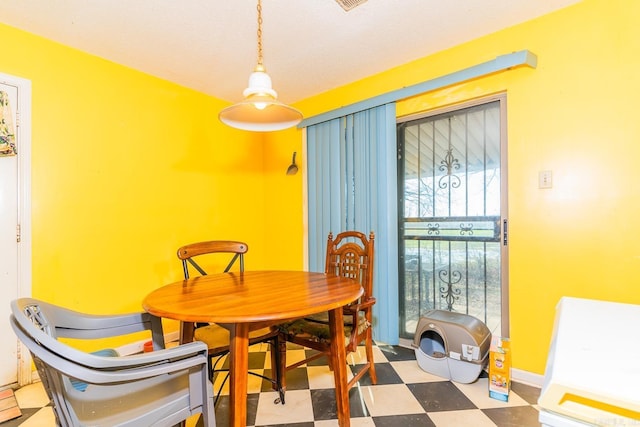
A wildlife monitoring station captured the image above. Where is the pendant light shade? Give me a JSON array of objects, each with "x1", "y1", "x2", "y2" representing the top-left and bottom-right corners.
[{"x1": 219, "y1": 1, "x2": 302, "y2": 132}]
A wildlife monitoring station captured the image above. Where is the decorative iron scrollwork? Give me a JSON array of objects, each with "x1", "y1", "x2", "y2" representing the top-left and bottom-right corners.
[
  {"x1": 439, "y1": 269, "x2": 462, "y2": 311},
  {"x1": 459, "y1": 223, "x2": 474, "y2": 235},
  {"x1": 438, "y1": 148, "x2": 461, "y2": 189},
  {"x1": 427, "y1": 223, "x2": 440, "y2": 235}
]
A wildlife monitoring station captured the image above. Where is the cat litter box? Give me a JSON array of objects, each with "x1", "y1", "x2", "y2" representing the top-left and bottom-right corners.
[{"x1": 412, "y1": 310, "x2": 491, "y2": 383}]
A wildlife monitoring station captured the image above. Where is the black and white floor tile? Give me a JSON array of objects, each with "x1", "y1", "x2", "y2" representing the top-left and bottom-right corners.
[{"x1": 3, "y1": 343, "x2": 541, "y2": 427}]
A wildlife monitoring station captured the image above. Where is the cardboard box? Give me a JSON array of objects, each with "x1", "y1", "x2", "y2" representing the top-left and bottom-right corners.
[{"x1": 489, "y1": 335, "x2": 511, "y2": 401}]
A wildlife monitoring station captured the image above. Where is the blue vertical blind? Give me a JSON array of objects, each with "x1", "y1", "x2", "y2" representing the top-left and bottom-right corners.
[{"x1": 306, "y1": 103, "x2": 399, "y2": 344}]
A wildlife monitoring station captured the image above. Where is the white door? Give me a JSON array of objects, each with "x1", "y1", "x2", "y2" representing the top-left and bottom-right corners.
[{"x1": 0, "y1": 73, "x2": 32, "y2": 388}]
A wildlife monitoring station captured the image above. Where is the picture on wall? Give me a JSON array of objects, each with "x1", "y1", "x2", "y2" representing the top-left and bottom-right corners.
[{"x1": 0, "y1": 90, "x2": 17, "y2": 157}]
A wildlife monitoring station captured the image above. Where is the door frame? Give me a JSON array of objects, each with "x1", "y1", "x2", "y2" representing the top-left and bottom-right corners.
[
  {"x1": 397, "y1": 93, "x2": 509, "y2": 339},
  {"x1": 0, "y1": 71, "x2": 33, "y2": 386}
]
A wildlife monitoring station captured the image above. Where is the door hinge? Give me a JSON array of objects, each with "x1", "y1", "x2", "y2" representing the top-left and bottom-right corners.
[{"x1": 16, "y1": 224, "x2": 21, "y2": 242}]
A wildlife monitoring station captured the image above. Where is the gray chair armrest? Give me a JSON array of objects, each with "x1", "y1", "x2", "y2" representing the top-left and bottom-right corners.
[
  {"x1": 12, "y1": 315, "x2": 209, "y2": 384},
  {"x1": 12, "y1": 298, "x2": 168, "y2": 369}
]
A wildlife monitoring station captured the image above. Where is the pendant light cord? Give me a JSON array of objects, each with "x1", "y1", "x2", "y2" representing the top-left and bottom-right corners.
[{"x1": 256, "y1": 0, "x2": 264, "y2": 69}]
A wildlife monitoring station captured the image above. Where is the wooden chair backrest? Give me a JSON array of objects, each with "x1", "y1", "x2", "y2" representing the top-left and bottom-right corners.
[
  {"x1": 177, "y1": 240, "x2": 248, "y2": 278},
  {"x1": 325, "y1": 231, "x2": 375, "y2": 300}
]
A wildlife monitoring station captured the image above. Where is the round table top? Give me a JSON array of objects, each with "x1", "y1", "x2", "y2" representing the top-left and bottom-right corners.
[{"x1": 142, "y1": 270, "x2": 363, "y2": 324}]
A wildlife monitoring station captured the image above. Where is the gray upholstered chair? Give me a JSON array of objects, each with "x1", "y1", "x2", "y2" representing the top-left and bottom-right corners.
[{"x1": 10, "y1": 297, "x2": 215, "y2": 427}]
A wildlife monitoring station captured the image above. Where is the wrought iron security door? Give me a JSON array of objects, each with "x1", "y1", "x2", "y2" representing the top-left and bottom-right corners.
[{"x1": 397, "y1": 98, "x2": 507, "y2": 338}]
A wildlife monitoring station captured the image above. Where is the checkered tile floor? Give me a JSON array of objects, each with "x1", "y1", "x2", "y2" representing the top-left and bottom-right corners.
[{"x1": 4, "y1": 343, "x2": 541, "y2": 427}]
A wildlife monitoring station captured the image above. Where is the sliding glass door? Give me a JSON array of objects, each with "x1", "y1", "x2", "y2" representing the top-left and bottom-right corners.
[{"x1": 397, "y1": 96, "x2": 508, "y2": 339}]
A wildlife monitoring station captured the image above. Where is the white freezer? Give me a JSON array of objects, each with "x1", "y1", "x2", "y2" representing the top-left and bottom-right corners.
[{"x1": 538, "y1": 297, "x2": 640, "y2": 426}]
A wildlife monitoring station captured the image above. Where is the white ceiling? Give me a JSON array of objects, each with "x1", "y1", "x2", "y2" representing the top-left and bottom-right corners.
[{"x1": 0, "y1": 0, "x2": 580, "y2": 104}]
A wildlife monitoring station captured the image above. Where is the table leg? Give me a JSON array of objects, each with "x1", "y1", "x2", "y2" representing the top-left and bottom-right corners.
[
  {"x1": 329, "y1": 306, "x2": 350, "y2": 427},
  {"x1": 229, "y1": 322, "x2": 250, "y2": 427},
  {"x1": 179, "y1": 321, "x2": 195, "y2": 344}
]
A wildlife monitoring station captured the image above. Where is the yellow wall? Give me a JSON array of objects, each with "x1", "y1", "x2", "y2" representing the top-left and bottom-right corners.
[
  {"x1": 3, "y1": 0, "x2": 640, "y2": 373},
  {"x1": 0, "y1": 22, "x2": 304, "y2": 348},
  {"x1": 292, "y1": 0, "x2": 640, "y2": 374},
  {"x1": 262, "y1": 128, "x2": 305, "y2": 268}
]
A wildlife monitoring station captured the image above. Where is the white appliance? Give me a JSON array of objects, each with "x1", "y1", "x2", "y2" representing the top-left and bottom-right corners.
[{"x1": 538, "y1": 297, "x2": 640, "y2": 426}]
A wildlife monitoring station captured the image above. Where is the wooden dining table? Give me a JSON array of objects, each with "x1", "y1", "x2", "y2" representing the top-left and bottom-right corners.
[{"x1": 142, "y1": 270, "x2": 363, "y2": 427}]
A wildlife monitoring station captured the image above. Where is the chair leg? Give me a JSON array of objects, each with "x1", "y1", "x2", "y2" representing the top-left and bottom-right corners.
[
  {"x1": 365, "y1": 330, "x2": 377, "y2": 385},
  {"x1": 271, "y1": 336, "x2": 285, "y2": 405},
  {"x1": 277, "y1": 333, "x2": 288, "y2": 392},
  {"x1": 214, "y1": 372, "x2": 230, "y2": 407},
  {"x1": 209, "y1": 353, "x2": 231, "y2": 406},
  {"x1": 207, "y1": 355, "x2": 215, "y2": 381}
]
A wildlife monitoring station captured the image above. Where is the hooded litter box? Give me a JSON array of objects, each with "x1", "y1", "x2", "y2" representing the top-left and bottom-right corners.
[{"x1": 412, "y1": 310, "x2": 491, "y2": 383}]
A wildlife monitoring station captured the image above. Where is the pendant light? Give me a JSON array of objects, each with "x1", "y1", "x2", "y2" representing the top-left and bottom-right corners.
[{"x1": 219, "y1": 0, "x2": 303, "y2": 132}]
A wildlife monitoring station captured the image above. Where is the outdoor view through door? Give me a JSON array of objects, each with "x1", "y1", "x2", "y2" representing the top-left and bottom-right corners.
[{"x1": 397, "y1": 97, "x2": 507, "y2": 339}]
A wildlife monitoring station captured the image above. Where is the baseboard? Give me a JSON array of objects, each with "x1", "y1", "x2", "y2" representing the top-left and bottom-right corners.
[
  {"x1": 511, "y1": 368, "x2": 544, "y2": 388},
  {"x1": 115, "y1": 331, "x2": 180, "y2": 356}
]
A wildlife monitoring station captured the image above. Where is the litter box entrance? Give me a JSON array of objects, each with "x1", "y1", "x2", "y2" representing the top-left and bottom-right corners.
[{"x1": 419, "y1": 330, "x2": 446, "y2": 358}]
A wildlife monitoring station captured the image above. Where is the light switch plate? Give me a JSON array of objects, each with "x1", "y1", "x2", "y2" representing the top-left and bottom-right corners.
[{"x1": 539, "y1": 170, "x2": 553, "y2": 189}]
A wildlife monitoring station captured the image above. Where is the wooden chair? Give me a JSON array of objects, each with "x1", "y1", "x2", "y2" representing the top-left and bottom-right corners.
[
  {"x1": 177, "y1": 240, "x2": 284, "y2": 404},
  {"x1": 10, "y1": 297, "x2": 215, "y2": 427},
  {"x1": 277, "y1": 231, "x2": 377, "y2": 392}
]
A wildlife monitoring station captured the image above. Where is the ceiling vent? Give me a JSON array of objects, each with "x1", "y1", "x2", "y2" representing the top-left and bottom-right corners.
[{"x1": 335, "y1": 0, "x2": 368, "y2": 11}]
